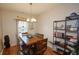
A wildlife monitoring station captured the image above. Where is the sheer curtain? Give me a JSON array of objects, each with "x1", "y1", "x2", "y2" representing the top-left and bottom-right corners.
[
  {"x1": 18, "y1": 21, "x2": 28, "y2": 34},
  {"x1": 16, "y1": 19, "x2": 29, "y2": 35}
]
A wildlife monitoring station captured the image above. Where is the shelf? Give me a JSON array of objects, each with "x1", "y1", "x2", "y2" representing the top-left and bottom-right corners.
[
  {"x1": 54, "y1": 20, "x2": 65, "y2": 22},
  {"x1": 55, "y1": 45, "x2": 71, "y2": 55},
  {"x1": 66, "y1": 19, "x2": 78, "y2": 21},
  {"x1": 54, "y1": 40, "x2": 76, "y2": 52},
  {"x1": 54, "y1": 36, "x2": 65, "y2": 39},
  {"x1": 54, "y1": 28, "x2": 65, "y2": 30},
  {"x1": 54, "y1": 36, "x2": 77, "y2": 44},
  {"x1": 54, "y1": 40, "x2": 76, "y2": 51},
  {"x1": 54, "y1": 42, "x2": 72, "y2": 51},
  {"x1": 66, "y1": 30, "x2": 77, "y2": 33},
  {"x1": 67, "y1": 43, "x2": 76, "y2": 49},
  {"x1": 56, "y1": 48, "x2": 71, "y2": 55},
  {"x1": 53, "y1": 13, "x2": 79, "y2": 55},
  {"x1": 67, "y1": 45, "x2": 75, "y2": 51},
  {"x1": 66, "y1": 40, "x2": 77, "y2": 45},
  {"x1": 56, "y1": 29, "x2": 77, "y2": 33},
  {"x1": 54, "y1": 29, "x2": 77, "y2": 34}
]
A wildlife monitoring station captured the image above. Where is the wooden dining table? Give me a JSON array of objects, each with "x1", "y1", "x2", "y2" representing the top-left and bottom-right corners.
[{"x1": 19, "y1": 34, "x2": 43, "y2": 45}]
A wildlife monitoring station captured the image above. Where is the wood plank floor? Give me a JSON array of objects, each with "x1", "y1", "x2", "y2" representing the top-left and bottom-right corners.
[
  {"x1": 44, "y1": 47, "x2": 59, "y2": 55},
  {"x1": 2, "y1": 45, "x2": 58, "y2": 55},
  {"x1": 2, "y1": 45, "x2": 18, "y2": 55}
]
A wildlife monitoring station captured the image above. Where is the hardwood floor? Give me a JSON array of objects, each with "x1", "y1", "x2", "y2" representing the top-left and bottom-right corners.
[
  {"x1": 44, "y1": 47, "x2": 58, "y2": 55},
  {"x1": 2, "y1": 45, "x2": 58, "y2": 55},
  {"x1": 2, "y1": 45, "x2": 18, "y2": 55}
]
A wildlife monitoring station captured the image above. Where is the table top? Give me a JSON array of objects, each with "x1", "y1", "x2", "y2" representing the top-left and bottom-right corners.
[{"x1": 19, "y1": 34, "x2": 43, "y2": 45}]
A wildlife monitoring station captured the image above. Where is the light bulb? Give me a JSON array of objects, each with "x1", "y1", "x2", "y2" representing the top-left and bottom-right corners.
[
  {"x1": 27, "y1": 18, "x2": 30, "y2": 22},
  {"x1": 31, "y1": 18, "x2": 37, "y2": 22}
]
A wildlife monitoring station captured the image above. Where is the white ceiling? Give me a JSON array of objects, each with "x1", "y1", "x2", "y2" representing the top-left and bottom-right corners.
[
  {"x1": 0, "y1": 3, "x2": 59, "y2": 16},
  {"x1": 0, "y1": 3, "x2": 79, "y2": 16}
]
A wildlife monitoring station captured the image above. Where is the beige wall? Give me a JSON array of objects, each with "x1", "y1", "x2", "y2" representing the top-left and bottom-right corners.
[
  {"x1": 37, "y1": 4, "x2": 79, "y2": 42},
  {"x1": 1, "y1": 10, "x2": 37, "y2": 46},
  {"x1": 0, "y1": 11, "x2": 3, "y2": 53}
]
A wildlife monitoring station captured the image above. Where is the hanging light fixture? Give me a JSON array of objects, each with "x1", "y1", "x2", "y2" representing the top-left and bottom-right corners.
[{"x1": 26, "y1": 3, "x2": 37, "y2": 23}]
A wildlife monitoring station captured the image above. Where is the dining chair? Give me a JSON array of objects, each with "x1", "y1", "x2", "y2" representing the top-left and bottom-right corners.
[
  {"x1": 35, "y1": 38, "x2": 48, "y2": 55},
  {"x1": 16, "y1": 36, "x2": 34, "y2": 55},
  {"x1": 35, "y1": 33, "x2": 44, "y2": 39}
]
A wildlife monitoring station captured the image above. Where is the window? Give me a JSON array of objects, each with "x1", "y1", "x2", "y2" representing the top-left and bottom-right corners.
[{"x1": 18, "y1": 21, "x2": 28, "y2": 35}]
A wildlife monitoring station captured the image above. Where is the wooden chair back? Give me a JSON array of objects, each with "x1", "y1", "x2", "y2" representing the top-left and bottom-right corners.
[
  {"x1": 35, "y1": 33, "x2": 44, "y2": 39},
  {"x1": 35, "y1": 38, "x2": 48, "y2": 55},
  {"x1": 17, "y1": 36, "x2": 34, "y2": 55}
]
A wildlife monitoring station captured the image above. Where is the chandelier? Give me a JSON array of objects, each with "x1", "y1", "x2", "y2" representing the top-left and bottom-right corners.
[{"x1": 26, "y1": 3, "x2": 37, "y2": 23}]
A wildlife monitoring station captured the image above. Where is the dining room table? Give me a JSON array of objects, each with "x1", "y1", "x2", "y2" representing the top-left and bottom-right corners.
[{"x1": 19, "y1": 33, "x2": 43, "y2": 45}]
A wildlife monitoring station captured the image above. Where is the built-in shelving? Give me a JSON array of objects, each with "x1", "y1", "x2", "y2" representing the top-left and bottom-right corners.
[{"x1": 53, "y1": 13, "x2": 79, "y2": 55}]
